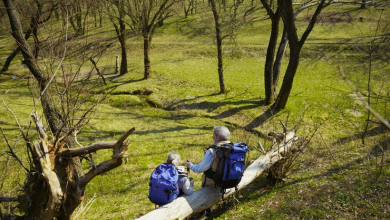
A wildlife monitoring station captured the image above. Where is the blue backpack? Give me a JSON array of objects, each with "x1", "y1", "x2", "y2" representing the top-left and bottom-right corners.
[
  {"x1": 148, "y1": 163, "x2": 179, "y2": 206},
  {"x1": 205, "y1": 142, "x2": 248, "y2": 194}
]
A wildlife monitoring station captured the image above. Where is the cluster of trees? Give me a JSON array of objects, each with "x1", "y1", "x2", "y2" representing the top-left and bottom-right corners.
[
  {"x1": 0, "y1": 0, "x2": 337, "y2": 110},
  {"x1": 0, "y1": 0, "x2": 381, "y2": 219}
]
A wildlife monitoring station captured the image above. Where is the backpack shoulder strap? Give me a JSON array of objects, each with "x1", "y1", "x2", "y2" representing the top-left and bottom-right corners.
[
  {"x1": 221, "y1": 142, "x2": 234, "y2": 147},
  {"x1": 207, "y1": 144, "x2": 217, "y2": 150},
  {"x1": 207, "y1": 145, "x2": 217, "y2": 158}
]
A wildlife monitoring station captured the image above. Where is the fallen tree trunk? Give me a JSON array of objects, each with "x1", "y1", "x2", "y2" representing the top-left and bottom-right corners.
[{"x1": 136, "y1": 131, "x2": 299, "y2": 220}]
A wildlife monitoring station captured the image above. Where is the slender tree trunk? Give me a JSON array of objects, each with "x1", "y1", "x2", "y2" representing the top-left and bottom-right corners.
[
  {"x1": 360, "y1": 0, "x2": 366, "y2": 9},
  {"x1": 99, "y1": 8, "x2": 103, "y2": 28},
  {"x1": 272, "y1": 44, "x2": 301, "y2": 110},
  {"x1": 119, "y1": 14, "x2": 128, "y2": 75},
  {"x1": 61, "y1": 3, "x2": 67, "y2": 31},
  {"x1": 110, "y1": 1, "x2": 128, "y2": 76},
  {"x1": 264, "y1": 8, "x2": 280, "y2": 104},
  {"x1": 143, "y1": 35, "x2": 151, "y2": 79},
  {"x1": 93, "y1": 6, "x2": 97, "y2": 27},
  {"x1": 119, "y1": 36, "x2": 128, "y2": 75},
  {"x1": 68, "y1": 8, "x2": 77, "y2": 34},
  {"x1": 69, "y1": 3, "x2": 83, "y2": 36},
  {"x1": 272, "y1": 29, "x2": 288, "y2": 96},
  {"x1": 32, "y1": 24, "x2": 39, "y2": 59},
  {"x1": 183, "y1": 0, "x2": 188, "y2": 18},
  {"x1": 75, "y1": 4, "x2": 84, "y2": 35},
  {"x1": 210, "y1": 0, "x2": 225, "y2": 94}
]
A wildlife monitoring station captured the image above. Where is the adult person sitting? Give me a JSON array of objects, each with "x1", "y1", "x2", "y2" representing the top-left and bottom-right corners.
[
  {"x1": 185, "y1": 126, "x2": 231, "y2": 216},
  {"x1": 186, "y1": 126, "x2": 231, "y2": 187}
]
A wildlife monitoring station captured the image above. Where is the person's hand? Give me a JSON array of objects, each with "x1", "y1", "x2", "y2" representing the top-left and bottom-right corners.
[
  {"x1": 189, "y1": 177, "x2": 194, "y2": 185},
  {"x1": 186, "y1": 160, "x2": 191, "y2": 168}
]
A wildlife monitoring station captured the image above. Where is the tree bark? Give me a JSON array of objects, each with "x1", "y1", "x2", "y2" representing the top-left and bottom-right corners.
[
  {"x1": 261, "y1": 0, "x2": 280, "y2": 104},
  {"x1": 120, "y1": 37, "x2": 128, "y2": 75},
  {"x1": 73, "y1": 2, "x2": 84, "y2": 36},
  {"x1": 143, "y1": 35, "x2": 151, "y2": 79},
  {"x1": 31, "y1": 141, "x2": 63, "y2": 219},
  {"x1": 108, "y1": 0, "x2": 128, "y2": 75},
  {"x1": 360, "y1": 0, "x2": 366, "y2": 9},
  {"x1": 272, "y1": 29, "x2": 288, "y2": 95},
  {"x1": 117, "y1": 3, "x2": 128, "y2": 76},
  {"x1": 136, "y1": 131, "x2": 298, "y2": 220},
  {"x1": 272, "y1": 43, "x2": 301, "y2": 110},
  {"x1": 209, "y1": 0, "x2": 225, "y2": 94}
]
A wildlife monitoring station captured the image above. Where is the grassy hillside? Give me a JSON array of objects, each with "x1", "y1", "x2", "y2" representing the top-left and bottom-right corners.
[{"x1": 0, "y1": 2, "x2": 388, "y2": 219}]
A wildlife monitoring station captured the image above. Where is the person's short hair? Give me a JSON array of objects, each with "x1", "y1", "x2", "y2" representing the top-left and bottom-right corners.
[
  {"x1": 167, "y1": 151, "x2": 181, "y2": 167},
  {"x1": 213, "y1": 126, "x2": 230, "y2": 141}
]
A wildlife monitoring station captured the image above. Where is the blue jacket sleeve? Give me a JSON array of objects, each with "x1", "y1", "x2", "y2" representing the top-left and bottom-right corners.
[{"x1": 190, "y1": 150, "x2": 213, "y2": 173}]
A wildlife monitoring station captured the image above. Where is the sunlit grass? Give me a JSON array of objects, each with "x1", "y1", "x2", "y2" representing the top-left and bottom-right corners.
[{"x1": 0, "y1": 2, "x2": 388, "y2": 219}]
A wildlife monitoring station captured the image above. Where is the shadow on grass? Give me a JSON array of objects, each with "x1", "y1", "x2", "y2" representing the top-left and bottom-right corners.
[
  {"x1": 170, "y1": 88, "x2": 264, "y2": 111},
  {"x1": 244, "y1": 108, "x2": 279, "y2": 131},
  {"x1": 332, "y1": 125, "x2": 389, "y2": 146},
  {"x1": 209, "y1": 100, "x2": 265, "y2": 120},
  {"x1": 114, "y1": 176, "x2": 150, "y2": 195},
  {"x1": 94, "y1": 76, "x2": 145, "y2": 94},
  {"x1": 82, "y1": 120, "x2": 212, "y2": 140},
  {"x1": 237, "y1": 107, "x2": 282, "y2": 139},
  {"x1": 129, "y1": 144, "x2": 201, "y2": 158},
  {"x1": 177, "y1": 99, "x2": 261, "y2": 114},
  {"x1": 167, "y1": 92, "x2": 222, "y2": 110}
]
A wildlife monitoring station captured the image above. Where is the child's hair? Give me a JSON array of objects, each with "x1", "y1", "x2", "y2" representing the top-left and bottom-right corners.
[{"x1": 167, "y1": 151, "x2": 181, "y2": 167}]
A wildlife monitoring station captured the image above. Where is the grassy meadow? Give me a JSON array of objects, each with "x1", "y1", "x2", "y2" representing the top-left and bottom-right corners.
[{"x1": 0, "y1": 2, "x2": 389, "y2": 219}]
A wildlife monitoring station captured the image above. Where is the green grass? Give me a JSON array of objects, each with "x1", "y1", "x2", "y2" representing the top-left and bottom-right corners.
[{"x1": 0, "y1": 2, "x2": 389, "y2": 219}]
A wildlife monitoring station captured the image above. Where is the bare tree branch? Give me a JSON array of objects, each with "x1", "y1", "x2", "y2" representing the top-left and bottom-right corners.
[
  {"x1": 299, "y1": 0, "x2": 329, "y2": 47},
  {"x1": 339, "y1": 65, "x2": 390, "y2": 129},
  {"x1": 0, "y1": 117, "x2": 29, "y2": 173},
  {"x1": 0, "y1": 196, "x2": 18, "y2": 202},
  {"x1": 77, "y1": 127, "x2": 135, "y2": 188},
  {"x1": 31, "y1": 113, "x2": 48, "y2": 139},
  {"x1": 58, "y1": 127, "x2": 135, "y2": 157}
]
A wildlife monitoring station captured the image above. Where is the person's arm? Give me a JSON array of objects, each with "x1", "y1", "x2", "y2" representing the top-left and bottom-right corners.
[
  {"x1": 182, "y1": 177, "x2": 194, "y2": 195},
  {"x1": 189, "y1": 150, "x2": 213, "y2": 173}
]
